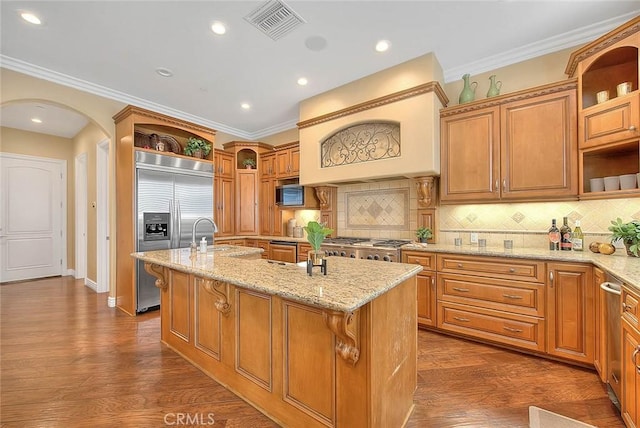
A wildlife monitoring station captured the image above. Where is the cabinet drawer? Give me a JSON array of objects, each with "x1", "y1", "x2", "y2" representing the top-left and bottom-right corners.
[
  {"x1": 438, "y1": 301, "x2": 545, "y2": 352},
  {"x1": 438, "y1": 273, "x2": 545, "y2": 317},
  {"x1": 402, "y1": 251, "x2": 436, "y2": 270},
  {"x1": 437, "y1": 254, "x2": 545, "y2": 283},
  {"x1": 623, "y1": 286, "x2": 640, "y2": 328}
]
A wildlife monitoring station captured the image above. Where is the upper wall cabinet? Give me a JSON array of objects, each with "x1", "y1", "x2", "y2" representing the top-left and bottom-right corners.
[
  {"x1": 440, "y1": 80, "x2": 578, "y2": 204},
  {"x1": 275, "y1": 142, "x2": 300, "y2": 179},
  {"x1": 565, "y1": 16, "x2": 640, "y2": 199}
]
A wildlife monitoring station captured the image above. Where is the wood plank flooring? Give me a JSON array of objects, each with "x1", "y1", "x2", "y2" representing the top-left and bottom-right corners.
[{"x1": 1, "y1": 276, "x2": 625, "y2": 427}]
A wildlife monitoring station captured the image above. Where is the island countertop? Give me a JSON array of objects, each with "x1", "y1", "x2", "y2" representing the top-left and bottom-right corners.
[{"x1": 131, "y1": 245, "x2": 422, "y2": 312}]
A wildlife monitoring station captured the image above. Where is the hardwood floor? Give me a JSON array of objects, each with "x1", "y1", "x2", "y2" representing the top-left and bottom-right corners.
[{"x1": 1, "y1": 276, "x2": 624, "y2": 428}]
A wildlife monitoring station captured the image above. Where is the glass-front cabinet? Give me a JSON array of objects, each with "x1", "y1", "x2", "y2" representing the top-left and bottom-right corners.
[{"x1": 566, "y1": 16, "x2": 640, "y2": 199}]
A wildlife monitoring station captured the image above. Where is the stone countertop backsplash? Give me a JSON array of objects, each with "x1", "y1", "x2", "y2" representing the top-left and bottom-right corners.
[
  {"x1": 132, "y1": 245, "x2": 422, "y2": 313},
  {"x1": 402, "y1": 242, "x2": 640, "y2": 293}
]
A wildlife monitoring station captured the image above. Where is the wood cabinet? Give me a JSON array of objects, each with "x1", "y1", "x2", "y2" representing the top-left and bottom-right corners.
[
  {"x1": 275, "y1": 143, "x2": 300, "y2": 178},
  {"x1": 622, "y1": 285, "x2": 640, "y2": 428},
  {"x1": 546, "y1": 262, "x2": 594, "y2": 364},
  {"x1": 440, "y1": 81, "x2": 578, "y2": 203},
  {"x1": 260, "y1": 177, "x2": 283, "y2": 236},
  {"x1": 214, "y1": 150, "x2": 234, "y2": 236},
  {"x1": 260, "y1": 152, "x2": 276, "y2": 178},
  {"x1": 235, "y1": 169, "x2": 259, "y2": 235},
  {"x1": 113, "y1": 105, "x2": 216, "y2": 316},
  {"x1": 314, "y1": 186, "x2": 337, "y2": 238},
  {"x1": 565, "y1": 16, "x2": 640, "y2": 199},
  {"x1": 297, "y1": 243, "x2": 313, "y2": 263},
  {"x1": 214, "y1": 149, "x2": 234, "y2": 178},
  {"x1": 402, "y1": 251, "x2": 437, "y2": 327},
  {"x1": 435, "y1": 254, "x2": 546, "y2": 352},
  {"x1": 269, "y1": 243, "x2": 297, "y2": 263}
]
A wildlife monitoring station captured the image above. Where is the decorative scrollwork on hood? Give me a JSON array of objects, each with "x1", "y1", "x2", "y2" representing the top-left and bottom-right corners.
[{"x1": 321, "y1": 121, "x2": 400, "y2": 168}]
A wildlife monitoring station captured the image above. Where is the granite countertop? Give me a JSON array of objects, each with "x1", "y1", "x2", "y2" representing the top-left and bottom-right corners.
[
  {"x1": 402, "y1": 243, "x2": 640, "y2": 292},
  {"x1": 131, "y1": 245, "x2": 422, "y2": 312}
]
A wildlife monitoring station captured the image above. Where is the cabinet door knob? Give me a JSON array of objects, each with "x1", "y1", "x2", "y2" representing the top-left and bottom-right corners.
[
  {"x1": 502, "y1": 179, "x2": 507, "y2": 192},
  {"x1": 495, "y1": 180, "x2": 499, "y2": 192},
  {"x1": 549, "y1": 271, "x2": 554, "y2": 287},
  {"x1": 509, "y1": 268, "x2": 516, "y2": 273},
  {"x1": 629, "y1": 125, "x2": 637, "y2": 131},
  {"x1": 457, "y1": 263, "x2": 463, "y2": 268}
]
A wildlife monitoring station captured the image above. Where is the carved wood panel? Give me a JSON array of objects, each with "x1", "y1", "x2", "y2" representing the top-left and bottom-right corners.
[
  {"x1": 235, "y1": 289, "x2": 272, "y2": 391},
  {"x1": 195, "y1": 278, "x2": 222, "y2": 360},
  {"x1": 169, "y1": 270, "x2": 191, "y2": 342}
]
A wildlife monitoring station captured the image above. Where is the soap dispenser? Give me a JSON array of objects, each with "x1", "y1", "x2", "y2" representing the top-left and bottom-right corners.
[{"x1": 200, "y1": 236, "x2": 207, "y2": 253}]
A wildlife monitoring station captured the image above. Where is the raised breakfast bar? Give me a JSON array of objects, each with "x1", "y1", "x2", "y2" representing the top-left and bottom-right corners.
[{"x1": 132, "y1": 245, "x2": 422, "y2": 428}]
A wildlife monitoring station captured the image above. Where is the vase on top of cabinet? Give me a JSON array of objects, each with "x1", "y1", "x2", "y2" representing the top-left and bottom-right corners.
[
  {"x1": 486, "y1": 75, "x2": 502, "y2": 98},
  {"x1": 458, "y1": 73, "x2": 478, "y2": 104}
]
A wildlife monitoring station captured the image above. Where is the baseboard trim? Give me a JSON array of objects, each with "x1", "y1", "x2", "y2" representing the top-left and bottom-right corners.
[
  {"x1": 107, "y1": 296, "x2": 116, "y2": 308},
  {"x1": 84, "y1": 278, "x2": 98, "y2": 292},
  {"x1": 66, "y1": 269, "x2": 76, "y2": 277}
]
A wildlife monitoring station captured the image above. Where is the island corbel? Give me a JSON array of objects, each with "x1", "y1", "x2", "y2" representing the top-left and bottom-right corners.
[
  {"x1": 144, "y1": 263, "x2": 168, "y2": 290},
  {"x1": 201, "y1": 279, "x2": 231, "y2": 315},
  {"x1": 323, "y1": 309, "x2": 360, "y2": 365}
]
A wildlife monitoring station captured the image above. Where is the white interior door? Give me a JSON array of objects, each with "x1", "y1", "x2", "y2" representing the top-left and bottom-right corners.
[{"x1": 0, "y1": 154, "x2": 65, "y2": 282}]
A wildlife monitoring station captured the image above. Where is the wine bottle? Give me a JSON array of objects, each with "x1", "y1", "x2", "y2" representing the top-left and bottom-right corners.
[
  {"x1": 572, "y1": 220, "x2": 584, "y2": 251},
  {"x1": 548, "y1": 219, "x2": 560, "y2": 251},
  {"x1": 560, "y1": 217, "x2": 572, "y2": 251}
]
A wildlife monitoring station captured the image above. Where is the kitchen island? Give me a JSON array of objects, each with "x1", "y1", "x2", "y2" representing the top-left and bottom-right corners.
[{"x1": 131, "y1": 245, "x2": 422, "y2": 428}]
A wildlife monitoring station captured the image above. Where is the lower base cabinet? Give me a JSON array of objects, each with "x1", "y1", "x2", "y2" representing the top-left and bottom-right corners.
[
  {"x1": 622, "y1": 285, "x2": 640, "y2": 428},
  {"x1": 402, "y1": 251, "x2": 436, "y2": 327},
  {"x1": 546, "y1": 263, "x2": 594, "y2": 365},
  {"x1": 402, "y1": 251, "x2": 597, "y2": 367}
]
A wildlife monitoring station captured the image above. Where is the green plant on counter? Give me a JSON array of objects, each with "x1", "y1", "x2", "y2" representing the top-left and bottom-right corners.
[
  {"x1": 303, "y1": 221, "x2": 334, "y2": 251},
  {"x1": 416, "y1": 227, "x2": 433, "y2": 243},
  {"x1": 242, "y1": 158, "x2": 256, "y2": 168},
  {"x1": 608, "y1": 218, "x2": 640, "y2": 257},
  {"x1": 184, "y1": 137, "x2": 212, "y2": 157}
]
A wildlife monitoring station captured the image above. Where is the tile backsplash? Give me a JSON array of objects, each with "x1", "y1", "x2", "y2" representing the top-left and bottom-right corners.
[{"x1": 334, "y1": 178, "x2": 640, "y2": 248}]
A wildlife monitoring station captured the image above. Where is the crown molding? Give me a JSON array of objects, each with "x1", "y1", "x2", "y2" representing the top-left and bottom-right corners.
[
  {"x1": 443, "y1": 11, "x2": 640, "y2": 82},
  {"x1": 0, "y1": 55, "x2": 254, "y2": 139}
]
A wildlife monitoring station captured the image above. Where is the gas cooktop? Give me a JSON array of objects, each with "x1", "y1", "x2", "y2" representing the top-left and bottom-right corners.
[{"x1": 323, "y1": 237, "x2": 412, "y2": 249}]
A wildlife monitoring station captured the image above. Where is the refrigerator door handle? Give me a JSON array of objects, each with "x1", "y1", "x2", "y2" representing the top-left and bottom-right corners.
[
  {"x1": 176, "y1": 200, "x2": 182, "y2": 249},
  {"x1": 168, "y1": 200, "x2": 175, "y2": 248}
]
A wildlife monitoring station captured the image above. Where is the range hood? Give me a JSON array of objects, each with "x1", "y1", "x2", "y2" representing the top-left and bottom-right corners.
[{"x1": 297, "y1": 53, "x2": 448, "y2": 186}]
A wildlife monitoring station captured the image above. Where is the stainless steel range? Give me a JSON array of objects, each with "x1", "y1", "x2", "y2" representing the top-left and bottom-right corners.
[{"x1": 321, "y1": 237, "x2": 411, "y2": 262}]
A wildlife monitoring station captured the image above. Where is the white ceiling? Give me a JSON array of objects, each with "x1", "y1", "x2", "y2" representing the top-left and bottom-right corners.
[{"x1": 1, "y1": 1, "x2": 639, "y2": 140}]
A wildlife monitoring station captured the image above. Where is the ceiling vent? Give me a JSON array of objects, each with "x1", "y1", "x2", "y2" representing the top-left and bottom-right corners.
[{"x1": 244, "y1": 0, "x2": 306, "y2": 41}]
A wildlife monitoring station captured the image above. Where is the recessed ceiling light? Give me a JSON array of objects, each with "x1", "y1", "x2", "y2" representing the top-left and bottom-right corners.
[
  {"x1": 155, "y1": 67, "x2": 173, "y2": 77},
  {"x1": 297, "y1": 77, "x2": 308, "y2": 86},
  {"x1": 375, "y1": 40, "x2": 391, "y2": 53},
  {"x1": 241, "y1": 103, "x2": 251, "y2": 110},
  {"x1": 211, "y1": 21, "x2": 227, "y2": 35},
  {"x1": 21, "y1": 12, "x2": 41, "y2": 25},
  {"x1": 31, "y1": 118, "x2": 42, "y2": 124}
]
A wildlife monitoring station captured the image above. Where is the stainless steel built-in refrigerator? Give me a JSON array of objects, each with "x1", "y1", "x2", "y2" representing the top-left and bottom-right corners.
[{"x1": 135, "y1": 151, "x2": 214, "y2": 312}]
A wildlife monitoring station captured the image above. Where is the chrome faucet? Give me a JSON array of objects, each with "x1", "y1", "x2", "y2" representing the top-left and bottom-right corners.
[{"x1": 191, "y1": 217, "x2": 218, "y2": 249}]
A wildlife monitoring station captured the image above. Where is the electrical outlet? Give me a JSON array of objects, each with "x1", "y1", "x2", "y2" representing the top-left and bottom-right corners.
[{"x1": 470, "y1": 233, "x2": 478, "y2": 244}]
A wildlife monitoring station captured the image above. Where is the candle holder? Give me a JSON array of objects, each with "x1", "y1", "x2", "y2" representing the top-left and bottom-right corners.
[{"x1": 307, "y1": 250, "x2": 327, "y2": 276}]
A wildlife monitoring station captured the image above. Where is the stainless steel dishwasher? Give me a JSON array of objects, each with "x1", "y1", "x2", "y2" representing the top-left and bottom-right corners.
[{"x1": 601, "y1": 279, "x2": 622, "y2": 411}]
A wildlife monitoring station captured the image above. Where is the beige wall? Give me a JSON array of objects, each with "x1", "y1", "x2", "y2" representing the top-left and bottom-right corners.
[
  {"x1": 73, "y1": 122, "x2": 108, "y2": 282},
  {"x1": 443, "y1": 47, "x2": 576, "y2": 106},
  {"x1": 0, "y1": 127, "x2": 76, "y2": 268}
]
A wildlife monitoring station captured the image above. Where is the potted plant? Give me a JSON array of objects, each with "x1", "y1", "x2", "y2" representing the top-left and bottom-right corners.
[
  {"x1": 242, "y1": 158, "x2": 256, "y2": 169},
  {"x1": 416, "y1": 227, "x2": 433, "y2": 243},
  {"x1": 184, "y1": 137, "x2": 212, "y2": 159},
  {"x1": 608, "y1": 218, "x2": 640, "y2": 257},
  {"x1": 303, "y1": 221, "x2": 333, "y2": 265}
]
